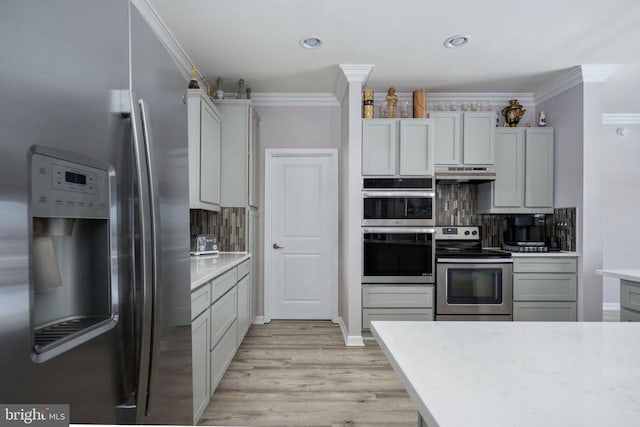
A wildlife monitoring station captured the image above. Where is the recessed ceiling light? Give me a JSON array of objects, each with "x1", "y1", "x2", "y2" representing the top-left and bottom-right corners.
[
  {"x1": 443, "y1": 35, "x2": 471, "y2": 48},
  {"x1": 299, "y1": 36, "x2": 323, "y2": 49}
]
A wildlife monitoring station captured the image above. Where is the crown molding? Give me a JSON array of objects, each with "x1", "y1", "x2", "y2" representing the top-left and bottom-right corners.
[
  {"x1": 581, "y1": 64, "x2": 620, "y2": 83},
  {"x1": 251, "y1": 93, "x2": 339, "y2": 107},
  {"x1": 534, "y1": 64, "x2": 620, "y2": 105},
  {"x1": 334, "y1": 65, "x2": 375, "y2": 104},
  {"x1": 602, "y1": 114, "x2": 640, "y2": 125},
  {"x1": 534, "y1": 67, "x2": 583, "y2": 105},
  {"x1": 131, "y1": 0, "x2": 202, "y2": 84}
]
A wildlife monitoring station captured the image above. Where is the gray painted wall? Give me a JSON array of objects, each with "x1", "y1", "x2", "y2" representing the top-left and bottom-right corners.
[
  {"x1": 537, "y1": 83, "x2": 604, "y2": 321},
  {"x1": 601, "y1": 123, "x2": 640, "y2": 305},
  {"x1": 253, "y1": 105, "x2": 341, "y2": 318}
]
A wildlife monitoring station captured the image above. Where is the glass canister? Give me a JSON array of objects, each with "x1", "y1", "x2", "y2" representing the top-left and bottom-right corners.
[{"x1": 362, "y1": 89, "x2": 374, "y2": 118}]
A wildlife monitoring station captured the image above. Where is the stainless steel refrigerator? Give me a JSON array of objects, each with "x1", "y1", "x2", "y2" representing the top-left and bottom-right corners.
[{"x1": 0, "y1": 0, "x2": 193, "y2": 424}]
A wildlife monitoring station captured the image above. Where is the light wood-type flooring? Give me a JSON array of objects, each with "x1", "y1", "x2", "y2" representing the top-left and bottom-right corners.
[{"x1": 199, "y1": 320, "x2": 418, "y2": 427}]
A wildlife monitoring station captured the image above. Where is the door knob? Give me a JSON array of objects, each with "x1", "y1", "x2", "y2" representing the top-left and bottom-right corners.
[{"x1": 272, "y1": 243, "x2": 284, "y2": 249}]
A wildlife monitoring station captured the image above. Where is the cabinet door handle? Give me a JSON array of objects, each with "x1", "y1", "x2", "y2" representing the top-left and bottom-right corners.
[{"x1": 273, "y1": 243, "x2": 284, "y2": 249}]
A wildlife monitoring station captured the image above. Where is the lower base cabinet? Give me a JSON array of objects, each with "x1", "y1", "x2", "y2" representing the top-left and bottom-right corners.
[
  {"x1": 191, "y1": 257, "x2": 251, "y2": 424},
  {"x1": 512, "y1": 257, "x2": 578, "y2": 321},
  {"x1": 236, "y1": 274, "x2": 251, "y2": 345},
  {"x1": 362, "y1": 285, "x2": 434, "y2": 332},
  {"x1": 513, "y1": 301, "x2": 577, "y2": 321},
  {"x1": 621, "y1": 279, "x2": 640, "y2": 322},
  {"x1": 363, "y1": 308, "x2": 433, "y2": 330},
  {"x1": 211, "y1": 320, "x2": 238, "y2": 394},
  {"x1": 621, "y1": 308, "x2": 640, "y2": 322},
  {"x1": 191, "y1": 308, "x2": 210, "y2": 423}
]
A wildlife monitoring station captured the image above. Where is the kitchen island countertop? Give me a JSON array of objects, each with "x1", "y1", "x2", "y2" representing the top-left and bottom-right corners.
[
  {"x1": 596, "y1": 269, "x2": 640, "y2": 282},
  {"x1": 190, "y1": 252, "x2": 250, "y2": 291},
  {"x1": 371, "y1": 321, "x2": 640, "y2": 427}
]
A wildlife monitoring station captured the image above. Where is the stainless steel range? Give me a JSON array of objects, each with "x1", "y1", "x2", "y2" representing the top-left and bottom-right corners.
[{"x1": 435, "y1": 226, "x2": 513, "y2": 321}]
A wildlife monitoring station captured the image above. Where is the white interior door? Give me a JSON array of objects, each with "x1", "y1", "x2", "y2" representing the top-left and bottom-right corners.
[{"x1": 266, "y1": 150, "x2": 337, "y2": 320}]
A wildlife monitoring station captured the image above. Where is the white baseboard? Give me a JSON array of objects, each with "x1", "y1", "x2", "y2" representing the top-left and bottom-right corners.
[
  {"x1": 603, "y1": 303, "x2": 620, "y2": 311},
  {"x1": 252, "y1": 316, "x2": 267, "y2": 324},
  {"x1": 337, "y1": 316, "x2": 364, "y2": 347}
]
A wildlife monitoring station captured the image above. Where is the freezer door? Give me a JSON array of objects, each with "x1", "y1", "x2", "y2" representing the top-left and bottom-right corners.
[
  {"x1": 130, "y1": 3, "x2": 192, "y2": 425},
  {"x1": 0, "y1": 0, "x2": 136, "y2": 424}
]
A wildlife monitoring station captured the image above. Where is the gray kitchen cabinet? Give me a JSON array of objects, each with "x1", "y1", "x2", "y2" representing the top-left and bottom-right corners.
[
  {"x1": 249, "y1": 108, "x2": 259, "y2": 208},
  {"x1": 477, "y1": 127, "x2": 554, "y2": 214},
  {"x1": 215, "y1": 100, "x2": 259, "y2": 208},
  {"x1": 513, "y1": 302, "x2": 577, "y2": 321},
  {"x1": 512, "y1": 256, "x2": 578, "y2": 321},
  {"x1": 191, "y1": 311, "x2": 210, "y2": 423},
  {"x1": 191, "y1": 284, "x2": 211, "y2": 424},
  {"x1": 430, "y1": 111, "x2": 495, "y2": 165},
  {"x1": 247, "y1": 208, "x2": 258, "y2": 322},
  {"x1": 362, "y1": 119, "x2": 434, "y2": 176},
  {"x1": 188, "y1": 89, "x2": 221, "y2": 211},
  {"x1": 236, "y1": 260, "x2": 251, "y2": 345},
  {"x1": 361, "y1": 285, "x2": 434, "y2": 332},
  {"x1": 211, "y1": 286, "x2": 237, "y2": 348},
  {"x1": 211, "y1": 320, "x2": 237, "y2": 395},
  {"x1": 620, "y1": 279, "x2": 640, "y2": 322},
  {"x1": 190, "y1": 256, "x2": 252, "y2": 418}
]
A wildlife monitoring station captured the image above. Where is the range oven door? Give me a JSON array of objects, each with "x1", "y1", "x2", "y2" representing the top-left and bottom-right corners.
[
  {"x1": 436, "y1": 260, "x2": 513, "y2": 315},
  {"x1": 362, "y1": 227, "x2": 435, "y2": 284},
  {"x1": 362, "y1": 191, "x2": 435, "y2": 226}
]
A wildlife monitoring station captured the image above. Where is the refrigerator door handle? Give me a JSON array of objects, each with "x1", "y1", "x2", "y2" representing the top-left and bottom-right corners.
[
  {"x1": 138, "y1": 98, "x2": 161, "y2": 417},
  {"x1": 129, "y1": 91, "x2": 154, "y2": 421}
]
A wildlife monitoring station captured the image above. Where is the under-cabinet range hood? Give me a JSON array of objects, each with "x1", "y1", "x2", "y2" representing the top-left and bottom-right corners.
[{"x1": 435, "y1": 165, "x2": 496, "y2": 183}]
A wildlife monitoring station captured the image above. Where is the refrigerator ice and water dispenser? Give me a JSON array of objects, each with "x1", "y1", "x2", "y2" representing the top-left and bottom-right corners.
[{"x1": 29, "y1": 148, "x2": 116, "y2": 360}]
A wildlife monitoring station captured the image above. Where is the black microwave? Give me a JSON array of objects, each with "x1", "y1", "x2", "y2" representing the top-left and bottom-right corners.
[{"x1": 362, "y1": 178, "x2": 435, "y2": 226}]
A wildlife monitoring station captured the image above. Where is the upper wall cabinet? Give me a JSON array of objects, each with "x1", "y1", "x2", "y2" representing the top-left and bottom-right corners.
[
  {"x1": 477, "y1": 127, "x2": 554, "y2": 214},
  {"x1": 215, "y1": 100, "x2": 259, "y2": 208},
  {"x1": 430, "y1": 111, "x2": 495, "y2": 165},
  {"x1": 188, "y1": 90, "x2": 221, "y2": 211},
  {"x1": 362, "y1": 119, "x2": 434, "y2": 176}
]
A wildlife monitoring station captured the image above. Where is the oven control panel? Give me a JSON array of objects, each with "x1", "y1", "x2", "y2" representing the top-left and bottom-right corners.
[{"x1": 435, "y1": 226, "x2": 480, "y2": 240}]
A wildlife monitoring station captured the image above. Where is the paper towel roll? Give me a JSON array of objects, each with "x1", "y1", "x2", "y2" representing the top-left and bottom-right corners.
[{"x1": 413, "y1": 89, "x2": 427, "y2": 118}]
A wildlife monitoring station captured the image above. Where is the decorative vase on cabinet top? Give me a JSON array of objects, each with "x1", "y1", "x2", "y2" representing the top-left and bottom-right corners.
[{"x1": 502, "y1": 99, "x2": 526, "y2": 127}]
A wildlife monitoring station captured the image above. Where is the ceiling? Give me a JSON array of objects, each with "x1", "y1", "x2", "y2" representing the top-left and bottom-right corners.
[{"x1": 149, "y1": 0, "x2": 640, "y2": 113}]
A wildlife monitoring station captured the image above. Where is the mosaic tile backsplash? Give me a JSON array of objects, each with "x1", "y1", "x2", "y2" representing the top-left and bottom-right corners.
[
  {"x1": 190, "y1": 208, "x2": 246, "y2": 251},
  {"x1": 551, "y1": 207, "x2": 576, "y2": 251},
  {"x1": 436, "y1": 183, "x2": 479, "y2": 226},
  {"x1": 436, "y1": 183, "x2": 576, "y2": 250}
]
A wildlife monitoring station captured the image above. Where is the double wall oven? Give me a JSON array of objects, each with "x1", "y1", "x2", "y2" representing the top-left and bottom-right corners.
[
  {"x1": 362, "y1": 178, "x2": 435, "y2": 284},
  {"x1": 435, "y1": 226, "x2": 513, "y2": 320}
]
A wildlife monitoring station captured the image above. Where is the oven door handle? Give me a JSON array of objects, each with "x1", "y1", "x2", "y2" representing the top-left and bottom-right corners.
[
  {"x1": 362, "y1": 227, "x2": 435, "y2": 234},
  {"x1": 362, "y1": 191, "x2": 435, "y2": 198},
  {"x1": 438, "y1": 258, "x2": 513, "y2": 263}
]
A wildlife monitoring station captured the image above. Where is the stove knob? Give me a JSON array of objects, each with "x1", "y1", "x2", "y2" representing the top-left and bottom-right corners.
[
  {"x1": 471, "y1": 230, "x2": 478, "y2": 236},
  {"x1": 464, "y1": 231, "x2": 470, "y2": 236}
]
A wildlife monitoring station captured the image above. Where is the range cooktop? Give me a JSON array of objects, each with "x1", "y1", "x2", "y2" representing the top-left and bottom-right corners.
[{"x1": 435, "y1": 226, "x2": 511, "y2": 259}]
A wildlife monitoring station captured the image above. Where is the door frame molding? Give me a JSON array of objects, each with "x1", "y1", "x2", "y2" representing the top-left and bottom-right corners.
[{"x1": 264, "y1": 148, "x2": 339, "y2": 323}]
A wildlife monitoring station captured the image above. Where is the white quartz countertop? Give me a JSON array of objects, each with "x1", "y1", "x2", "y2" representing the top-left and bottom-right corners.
[
  {"x1": 596, "y1": 269, "x2": 640, "y2": 282},
  {"x1": 371, "y1": 321, "x2": 640, "y2": 427},
  {"x1": 190, "y1": 252, "x2": 250, "y2": 291},
  {"x1": 509, "y1": 250, "x2": 579, "y2": 257}
]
